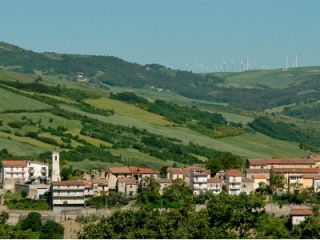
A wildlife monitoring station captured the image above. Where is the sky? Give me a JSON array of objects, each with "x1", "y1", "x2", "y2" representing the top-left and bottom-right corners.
[{"x1": 0, "y1": 0, "x2": 320, "y2": 72}]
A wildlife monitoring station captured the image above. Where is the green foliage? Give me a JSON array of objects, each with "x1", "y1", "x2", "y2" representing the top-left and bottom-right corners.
[
  {"x1": 137, "y1": 177, "x2": 161, "y2": 205},
  {"x1": 249, "y1": 116, "x2": 320, "y2": 151},
  {"x1": 256, "y1": 214, "x2": 290, "y2": 238},
  {"x1": 61, "y1": 165, "x2": 73, "y2": 180},
  {"x1": 20, "y1": 212, "x2": 42, "y2": 232},
  {"x1": 162, "y1": 178, "x2": 193, "y2": 206},
  {"x1": 85, "y1": 192, "x2": 129, "y2": 209},
  {"x1": 39, "y1": 220, "x2": 64, "y2": 239},
  {"x1": 292, "y1": 208, "x2": 320, "y2": 239},
  {"x1": 270, "y1": 173, "x2": 286, "y2": 192},
  {"x1": 207, "y1": 192, "x2": 266, "y2": 238},
  {"x1": 6, "y1": 198, "x2": 50, "y2": 210},
  {"x1": 111, "y1": 92, "x2": 244, "y2": 138},
  {"x1": 205, "y1": 152, "x2": 243, "y2": 176},
  {"x1": 0, "y1": 211, "x2": 9, "y2": 224}
]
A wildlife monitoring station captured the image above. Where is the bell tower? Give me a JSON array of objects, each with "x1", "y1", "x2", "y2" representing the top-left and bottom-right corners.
[{"x1": 51, "y1": 151, "x2": 60, "y2": 181}]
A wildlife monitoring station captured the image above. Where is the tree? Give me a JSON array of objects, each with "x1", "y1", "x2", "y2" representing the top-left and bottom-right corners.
[
  {"x1": 137, "y1": 177, "x2": 161, "y2": 204},
  {"x1": 162, "y1": 178, "x2": 193, "y2": 207},
  {"x1": 20, "y1": 212, "x2": 42, "y2": 232},
  {"x1": 207, "y1": 192, "x2": 266, "y2": 238},
  {"x1": 270, "y1": 173, "x2": 286, "y2": 193},
  {"x1": 61, "y1": 165, "x2": 73, "y2": 180},
  {"x1": 40, "y1": 220, "x2": 64, "y2": 239},
  {"x1": 206, "y1": 152, "x2": 243, "y2": 176},
  {"x1": 0, "y1": 211, "x2": 9, "y2": 224}
]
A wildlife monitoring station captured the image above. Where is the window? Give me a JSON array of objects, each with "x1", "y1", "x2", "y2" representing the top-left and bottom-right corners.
[{"x1": 55, "y1": 156, "x2": 57, "y2": 161}]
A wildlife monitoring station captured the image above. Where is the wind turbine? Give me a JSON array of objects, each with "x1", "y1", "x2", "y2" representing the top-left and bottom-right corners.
[
  {"x1": 231, "y1": 61, "x2": 234, "y2": 72},
  {"x1": 222, "y1": 60, "x2": 226, "y2": 72},
  {"x1": 284, "y1": 57, "x2": 288, "y2": 71}
]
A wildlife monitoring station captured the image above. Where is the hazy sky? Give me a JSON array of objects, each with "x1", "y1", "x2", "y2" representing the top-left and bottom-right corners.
[{"x1": 1, "y1": 0, "x2": 319, "y2": 72}]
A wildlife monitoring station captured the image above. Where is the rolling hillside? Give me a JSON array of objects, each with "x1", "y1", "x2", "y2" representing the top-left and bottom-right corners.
[{"x1": 1, "y1": 42, "x2": 320, "y2": 171}]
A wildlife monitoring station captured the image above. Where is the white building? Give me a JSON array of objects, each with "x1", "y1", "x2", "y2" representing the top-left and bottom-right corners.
[
  {"x1": 51, "y1": 180, "x2": 85, "y2": 212},
  {"x1": 225, "y1": 170, "x2": 242, "y2": 195},
  {"x1": 190, "y1": 168, "x2": 211, "y2": 195},
  {"x1": 290, "y1": 208, "x2": 313, "y2": 229},
  {"x1": 1, "y1": 160, "x2": 49, "y2": 191},
  {"x1": 207, "y1": 178, "x2": 223, "y2": 195}
]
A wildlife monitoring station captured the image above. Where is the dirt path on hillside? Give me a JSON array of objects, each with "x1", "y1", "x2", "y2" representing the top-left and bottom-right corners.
[{"x1": 61, "y1": 220, "x2": 82, "y2": 239}]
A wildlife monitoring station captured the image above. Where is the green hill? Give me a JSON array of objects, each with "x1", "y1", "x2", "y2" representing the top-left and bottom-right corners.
[
  {"x1": 2, "y1": 41, "x2": 320, "y2": 113},
  {"x1": 1, "y1": 42, "x2": 320, "y2": 170}
]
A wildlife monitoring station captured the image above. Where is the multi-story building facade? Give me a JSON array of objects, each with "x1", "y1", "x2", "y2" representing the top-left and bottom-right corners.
[
  {"x1": 1, "y1": 160, "x2": 49, "y2": 191},
  {"x1": 207, "y1": 178, "x2": 223, "y2": 194},
  {"x1": 190, "y1": 168, "x2": 211, "y2": 195},
  {"x1": 225, "y1": 170, "x2": 242, "y2": 195},
  {"x1": 51, "y1": 180, "x2": 85, "y2": 212}
]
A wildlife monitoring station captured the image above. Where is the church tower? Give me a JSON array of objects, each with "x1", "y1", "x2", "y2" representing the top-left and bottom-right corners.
[{"x1": 51, "y1": 151, "x2": 60, "y2": 181}]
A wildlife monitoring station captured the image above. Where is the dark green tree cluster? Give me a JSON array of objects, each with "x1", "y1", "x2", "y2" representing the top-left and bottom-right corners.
[
  {"x1": 79, "y1": 192, "x2": 269, "y2": 239},
  {"x1": 0, "y1": 211, "x2": 64, "y2": 239},
  {"x1": 249, "y1": 116, "x2": 320, "y2": 151},
  {"x1": 205, "y1": 152, "x2": 243, "y2": 176}
]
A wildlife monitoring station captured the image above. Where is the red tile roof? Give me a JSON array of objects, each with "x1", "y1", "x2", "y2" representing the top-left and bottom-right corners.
[
  {"x1": 302, "y1": 174, "x2": 320, "y2": 180},
  {"x1": 118, "y1": 177, "x2": 136, "y2": 185},
  {"x1": 226, "y1": 169, "x2": 242, "y2": 177},
  {"x1": 167, "y1": 168, "x2": 183, "y2": 174},
  {"x1": 84, "y1": 182, "x2": 93, "y2": 188},
  {"x1": 108, "y1": 166, "x2": 131, "y2": 174},
  {"x1": 252, "y1": 174, "x2": 268, "y2": 180},
  {"x1": 1, "y1": 160, "x2": 26, "y2": 167},
  {"x1": 290, "y1": 209, "x2": 313, "y2": 216},
  {"x1": 271, "y1": 168, "x2": 320, "y2": 174},
  {"x1": 92, "y1": 178, "x2": 108, "y2": 185},
  {"x1": 183, "y1": 166, "x2": 204, "y2": 173},
  {"x1": 129, "y1": 166, "x2": 159, "y2": 174},
  {"x1": 246, "y1": 169, "x2": 271, "y2": 174},
  {"x1": 248, "y1": 158, "x2": 316, "y2": 166},
  {"x1": 207, "y1": 178, "x2": 222, "y2": 184},
  {"x1": 52, "y1": 180, "x2": 85, "y2": 186}
]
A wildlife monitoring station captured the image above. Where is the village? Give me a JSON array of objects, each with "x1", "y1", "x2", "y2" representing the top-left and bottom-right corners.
[{"x1": 1, "y1": 151, "x2": 320, "y2": 229}]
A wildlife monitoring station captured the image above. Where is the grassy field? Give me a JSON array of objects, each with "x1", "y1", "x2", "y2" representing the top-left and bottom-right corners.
[
  {"x1": 0, "y1": 69, "x2": 35, "y2": 82},
  {"x1": 60, "y1": 103, "x2": 311, "y2": 159},
  {"x1": 216, "y1": 67, "x2": 320, "y2": 89},
  {"x1": 0, "y1": 135, "x2": 50, "y2": 156},
  {"x1": 85, "y1": 97, "x2": 173, "y2": 126},
  {"x1": 0, "y1": 87, "x2": 51, "y2": 112}
]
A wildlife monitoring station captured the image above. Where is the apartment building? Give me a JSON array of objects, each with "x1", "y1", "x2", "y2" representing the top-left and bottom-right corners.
[
  {"x1": 225, "y1": 170, "x2": 242, "y2": 195},
  {"x1": 51, "y1": 180, "x2": 85, "y2": 212}
]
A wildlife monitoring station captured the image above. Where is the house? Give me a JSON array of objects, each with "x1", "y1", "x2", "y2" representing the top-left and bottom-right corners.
[
  {"x1": 182, "y1": 166, "x2": 204, "y2": 186},
  {"x1": 271, "y1": 168, "x2": 320, "y2": 192},
  {"x1": 117, "y1": 177, "x2": 137, "y2": 196},
  {"x1": 107, "y1": 166, "x2": 132, "y2": 190},
  {"x1": 1, "y1": 160, "x2": 49, "y2": 191},
  {"x1": 290, "y1": 208, "x2": 313, "y2": 229},
  {"x1": 225, "y1": 170, "x2": 242, "y2": 195},
  {"x1": 245, "y1": 169, "x2": 271, "y2": 181},
  {"x1": 155, "y1": 179, "x2": 172, "y2": 195},
  {"x1": 207, "y1": 178, "x2": 223, "y2": 195},
  {"x1": 51, "y1": 180, "x2": 85, "y2": 212},
  {"x1": 25, "y1": 161, "x2": 49, "y2": 184},
  {"x1": 84, "y1": 181, "x2": 93, "y2": 196},
  {"x1": 166, "y1": 168, "x2": 184, "y2": 180},
  {"x1": 247, "y1": 158, "x2": 317, "y2": 170},
  {"x1": 190, "y1": 168, "x2": 211, "y2": 195},
  {"x1": 92, "y1": 178, "x2": 109, "y2": 196},
  {"x1": 241, "y1": 177, "x2": 254, "y2": 194},
  {"x1": 252, "y1": 174, "x2": 268, "y2": 191},
  {"x1": 128, "y1": 166, "x2": 159, "y2": 183}
]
